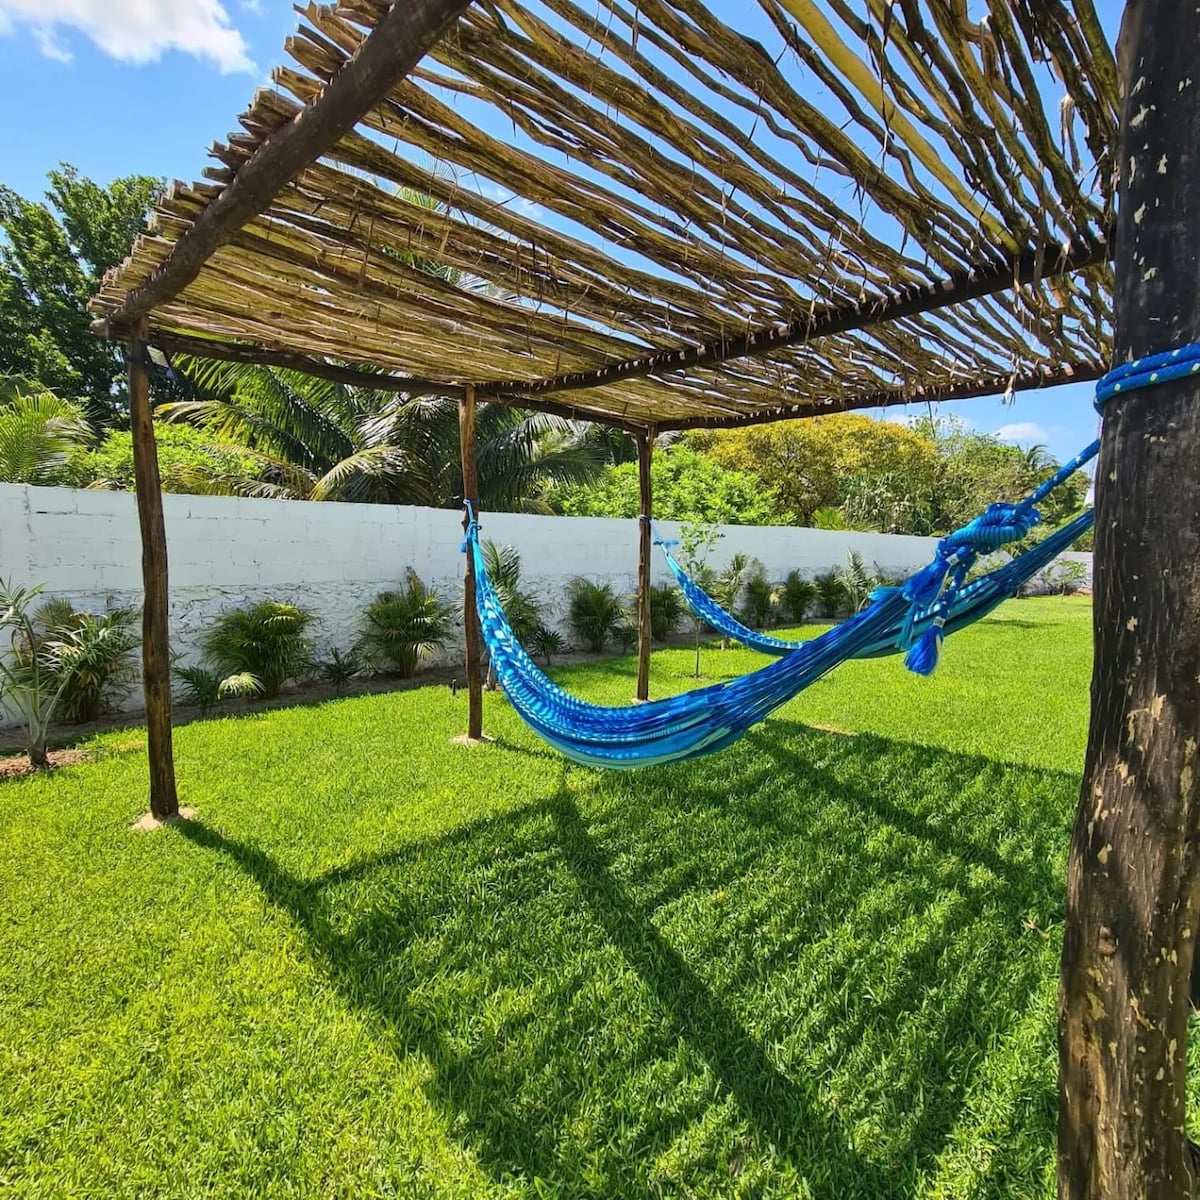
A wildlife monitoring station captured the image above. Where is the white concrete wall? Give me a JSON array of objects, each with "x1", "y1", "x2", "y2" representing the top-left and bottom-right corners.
[{"x1": 0, "y1": 483, "x2": 1087, "y2": 724}]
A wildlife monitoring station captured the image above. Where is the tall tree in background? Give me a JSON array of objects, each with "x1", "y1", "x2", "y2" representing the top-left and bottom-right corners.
[{"x1": 0, "y1": 166, "x2": 160, "y2": 426}]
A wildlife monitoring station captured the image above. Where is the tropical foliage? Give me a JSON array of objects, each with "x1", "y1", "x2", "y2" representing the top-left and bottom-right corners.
[
  {"x1": 358, "y1": 574, "x2": 454, "y2": 678},
  {"x1": 68, "y1": 423, "x2": 263, "y2": 494},
  {"x1": 0, "y1": 379, "x2": 92, "y2": 485},
  {"x1": 778, "y1": 571, "x2": 816, "y2": 624},
  {"x1": 550, "y1": 444, "x2": 783, "y2": 525},
  {"x1": 740, "y1": 564, "x2": 777, "y2": 629},
  {"x1": 0, "y1": 168, "x2": 161, "y2": 426},
  {"x1": 0, "y1": 580, "x2": 74, "y2": 767},
  {"x1": 566, "y1": 578, "x2": 626, "y2": 653},
  {"x1": 481, "y1": 541, "x2": 544, "y2": 643},
  {"x1": 201, "y1": 601, "x2": 315, "y2": 699},
  {"x1": 32, "y1": 600, "x2": 140, "y2": 723},
  {"x1": 162, "y1": 360, "x2": 605, "y2": 510},
  {"x1": 647, "y1": 583, "x2": 684, "y2": 643}
]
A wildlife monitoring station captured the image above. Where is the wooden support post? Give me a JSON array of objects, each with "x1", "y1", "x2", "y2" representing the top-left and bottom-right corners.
[
  {"x1": 128, "y1": 317, "x2": 179, "y2": 820},
  {"x1": 459, "y1": 385, "x2": 484, "y2": 741},
  {"x1": 635, "y1": 427, "x2": 655, "y2": 701},
  {"x1": 1058, "y1": 4, "x2": 1200, "y2": 1198}
]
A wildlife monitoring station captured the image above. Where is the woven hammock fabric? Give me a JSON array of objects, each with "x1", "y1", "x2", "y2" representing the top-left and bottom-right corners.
[
  {"x1": 466, "y1": 508, "x2": 1092, "y2": 769},
  {"x1": 661, "y1": 510, "x2": 1095, "y2": 658}
]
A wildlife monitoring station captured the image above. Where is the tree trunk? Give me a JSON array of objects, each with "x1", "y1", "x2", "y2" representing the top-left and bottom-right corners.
[
  {"x1": 29, "y1": 737, "x2": 49, "y2": 770},
  {"x1": 128, "y1": 317, "x2": 180, "y2": 820},
  {"x1": 1058, "y1": 3, "x2": 1200, "y2": 1196},
  {"x1": 458, "y1": 385, "x2": 484, "y2": 740},
  {"x1": 635, "y1": 427, "x2": 655, "y2": 701}
]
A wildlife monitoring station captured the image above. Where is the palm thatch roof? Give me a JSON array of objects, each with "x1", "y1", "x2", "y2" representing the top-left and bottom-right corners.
[{"x1": 91, "y1": 0, "x2": 1119, "y2": 432}]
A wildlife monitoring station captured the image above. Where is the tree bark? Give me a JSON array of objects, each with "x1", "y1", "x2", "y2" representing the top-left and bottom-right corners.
[
  {"x1": 459, "y1": 385, "x2": 484, "y2": 740},
  {"x1": 636, "y1": 428, "x2": 655, "y2": 701},
  {"x1": 1058, "y1": 3, "x2": 1200, "y2": 1196},
  {"x1": 128, "y1": 316, "x2": 180, "y2": 820}
]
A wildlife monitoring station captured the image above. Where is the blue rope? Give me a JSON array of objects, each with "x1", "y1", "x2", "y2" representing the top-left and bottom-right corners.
[
  {"x1": 1095, "y1": 342, "x2": 1200, "y2": 408},
  {"x1": 460, "y1": 498, "x2": 481, "y2": 552},
  {"x1": 648, "y1": 518, "x2": 679, "y2": 551}
]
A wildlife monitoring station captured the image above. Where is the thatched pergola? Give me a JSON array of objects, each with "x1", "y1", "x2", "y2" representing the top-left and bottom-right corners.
[{"x1": 89, "y1": 1, "x2": 1200, "y2": 1195}]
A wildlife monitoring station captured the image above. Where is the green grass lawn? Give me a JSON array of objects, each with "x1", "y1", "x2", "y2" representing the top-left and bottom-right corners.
[{"x1": 0, "y1": 596, "x2": 1106, "y2": 1198}]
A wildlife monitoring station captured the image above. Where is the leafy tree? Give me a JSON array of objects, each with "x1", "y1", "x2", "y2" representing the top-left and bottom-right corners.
[
  {"x1": 168, "y1": 361, "x2": 603, "y2": 509},
  {"x1": 912, "y1": 416, "x2": 1089, "y2": 532},
  {"x1": 549, "y1": 444, "x2": 783, "y2": 525},
  {"x1": 0, "y1": 167, "x2": 160, "y2": 425},
  {"x1": 702, "y1": 414, "x2": 940, "y2": 527},
  {"x1": 66, "y1": 423, "x2": 263, "y2": 494}
]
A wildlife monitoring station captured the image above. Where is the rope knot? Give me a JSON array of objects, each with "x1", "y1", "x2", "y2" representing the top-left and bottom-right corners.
[
  {"x1": 939, "y1": 501, "x2": 1040, "y2": 556},
  {"x1": 460, "y1": 499, "x2": 481, "y2": 552}
]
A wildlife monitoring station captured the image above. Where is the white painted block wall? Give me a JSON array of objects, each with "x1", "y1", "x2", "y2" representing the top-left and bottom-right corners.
[{"x1": 0, "y1": 483, "x2": 1088, "y2": 726}]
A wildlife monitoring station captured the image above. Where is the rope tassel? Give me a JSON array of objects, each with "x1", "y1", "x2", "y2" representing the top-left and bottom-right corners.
[{"x1": 905, "y1": 617, "x2": 946, "y2": 676}]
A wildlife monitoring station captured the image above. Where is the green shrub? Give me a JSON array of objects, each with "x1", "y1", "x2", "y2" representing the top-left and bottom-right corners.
[
  {"x1": 528, "y1": 623, "x2": 565, "y2": 666},
  {"x1": 648, "y1": 583, "x2": 684, "y2": 642},
  {"x1": 173, "y1": 665, "x2": 223, "y2": 715},
  {"x1": 839, "y1": 551, "x2": 877, "y2": 615},
  {"x1": 482, "y1": 541, "x2": 543, "y2": 643},
  {"x1": 173, "y1": 664, "x2": 262, "y2": 715},
  {"x1": 36, "y1": 601, "x2": 140, "y2": 723},
  {"x1": 739, "y1": 566, "x2": 777, "y2": 630},
  {"x1": 69, "y1": 424, "x2": 263, "y2": 495},
  {"x1": 201, "y1": 601, "x2": 314, "y2": 698},
  {"x1": 359, "y1": 574, "x2": 453, "y2": 678},
  {"x1": 566, "y1": 578, "x2": 625, "y2": 653},
  {"x1": 814, "y1": 570, "x2": 847, "y2": 618},
  {"x1": 316, "y1": 648, "x2": 360, "y2": 695},
  {"x1": 779, "y1": 570, "x2": 816, "y2": 624},
  {"x1": 614, "y1": 619, "x2": 639, "y2": 653},
  {"x1": 0, "y1": 580, "x2": 72, "y2": 767}
]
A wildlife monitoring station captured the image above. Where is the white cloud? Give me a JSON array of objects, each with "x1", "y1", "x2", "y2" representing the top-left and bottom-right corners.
[
  {"x1": 0, "y1": 0, "x2": 254, "y2": 73},
  {"x1": 993, "y1": 421, "x2": 1050, "y2": 445}
]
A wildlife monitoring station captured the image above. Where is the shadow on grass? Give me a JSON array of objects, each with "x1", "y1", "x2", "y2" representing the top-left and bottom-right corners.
[{"x1": 176, "y1": 721, "x2": 1075, "y2": 1198}]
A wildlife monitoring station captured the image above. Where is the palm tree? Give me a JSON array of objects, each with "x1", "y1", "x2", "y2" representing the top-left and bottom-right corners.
[
  {"x1": 1017, "y1": 443, "x2": 1056, "y2": 489},
  {"x1": 0, "y1": 378, "x2": 92, "y2": 484},
  {"x1": 161, "y1": 180, "x2": 614, "y2": 507},
  {"x1": 162, "y1": 360, "x2": 604, "y2": 509}
]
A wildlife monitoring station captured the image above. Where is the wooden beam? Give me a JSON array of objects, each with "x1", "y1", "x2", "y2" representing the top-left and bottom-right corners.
[
  {"x1": 656, "y1": 362, "x2": 1106, "y2": 431},
  {"x1": 1058, "y1": 4, "x2": 1200, "y2": 1197},
  {"x1": 128, "y1": 316, "x2": 179, "y2": 820},
  {"x1": 635, "y1": 428, "x2": 655, "y2": 702},
  {"x1": 150, "y1": 327, "x2": 1102, "y2": 434},
  {"x1": 483, "y1": 233, "x2": 1112, "y2": 398},
  {"x1": 96, "y1": 0, "x2": 472, "y2": 331},
  {"x1": 146, "y1": 330, "x2": 653, "y2": 434},
  {"x1": 152, "y1": 330, "x2": 463, "y2": 398},
  {"x1": 459, "y1": 384, "x2": 484, "y2": 741}
]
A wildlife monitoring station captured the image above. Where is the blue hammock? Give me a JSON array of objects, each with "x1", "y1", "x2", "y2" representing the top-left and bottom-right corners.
[
  {"x1": 460, "y1": 344, "x2": 1192, "y2": 769},
  {"x1": 464, "y1": 486, "x2": 1093, "y2": 768},
  {"x1": 657, "y1": 512, "x2": 1093, "y2": 659}
]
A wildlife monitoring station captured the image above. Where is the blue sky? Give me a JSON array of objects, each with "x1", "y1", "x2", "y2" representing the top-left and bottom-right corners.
[{"x1": 0, "y1": 0, "x2": 1111, "y2": 466}]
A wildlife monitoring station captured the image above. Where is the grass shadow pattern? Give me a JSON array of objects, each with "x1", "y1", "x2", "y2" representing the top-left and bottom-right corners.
[{"x1": 177, "y1": 720, "x2": 1075, "y2": 1199}]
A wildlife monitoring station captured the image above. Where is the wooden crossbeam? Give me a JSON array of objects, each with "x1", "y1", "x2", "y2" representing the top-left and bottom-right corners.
[{"x1": 483, "y1": 233, "x2": 1112, "y2": 399}]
